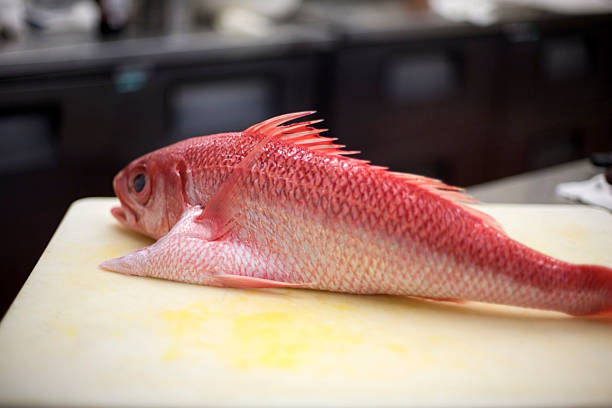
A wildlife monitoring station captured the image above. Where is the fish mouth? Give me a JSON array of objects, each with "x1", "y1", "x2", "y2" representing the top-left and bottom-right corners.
[
  {"x1": 111, "y1": 203, "x2": 138, "y2": 226},
  {"x1": 111, "y1": 206, "x2": 129, "y2": 224},
  {"x1": 112, "y1": 169, "x2": 139, "y2": 227}
]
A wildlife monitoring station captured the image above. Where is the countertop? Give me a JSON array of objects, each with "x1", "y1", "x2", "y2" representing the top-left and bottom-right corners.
[{"x1": 467, "y1": 159, "x2": 601, "y2": 204}]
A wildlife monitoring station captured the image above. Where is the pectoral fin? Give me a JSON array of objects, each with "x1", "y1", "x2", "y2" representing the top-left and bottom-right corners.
[{"x1": 196, "y1": 111, "x2": 318, "y2": 240}]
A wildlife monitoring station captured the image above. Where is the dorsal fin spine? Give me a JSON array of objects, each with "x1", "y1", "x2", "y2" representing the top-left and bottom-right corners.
[
  {"x1": 280, "y1": 119, "x2": 324, "y2": 133},
  {"x1": 280, "y1": 129, "x2": 327, "y2": 141},
  {"x1": 293, "y1": 137, "x2": 334, "y2": 145},
  {"x1": 246, "y1": 111, "x2": 316, "y2": 134}
]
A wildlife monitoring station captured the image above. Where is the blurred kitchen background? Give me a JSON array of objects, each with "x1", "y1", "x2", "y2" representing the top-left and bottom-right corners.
[{"x1": 1, "y1": 0, "x2": 611, "y2": 316}]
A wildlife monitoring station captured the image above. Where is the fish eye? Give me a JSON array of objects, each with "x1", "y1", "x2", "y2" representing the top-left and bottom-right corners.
[{"x1": 133, "y1": 173, "x2": 146, "y2": 193}]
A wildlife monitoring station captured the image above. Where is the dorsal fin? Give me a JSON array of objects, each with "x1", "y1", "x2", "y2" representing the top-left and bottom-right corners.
[
  {"x1": 214, "y1": 112, "x2": 505, "y2": 236},
  {"x1": 244, "y1": 111, "x2": 365, "y2": 160},
  {"x1": 388, "y1": 172, "x2": 505, "y2": 233},
  {"x1": 245, "y1": 112, "x2": 505, "y2": 234},
  {"x1": 460, "y1": 204, "x2": 505, "y2": 234}
]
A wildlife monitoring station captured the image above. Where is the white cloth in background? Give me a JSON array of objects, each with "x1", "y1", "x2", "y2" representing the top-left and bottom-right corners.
[
  {"x1": 0, "y1": 0, "x2": 26, "y2": 38},
  {"x1": 430, "y1": 0, "x2": 501, "y2": 25},
  {"x1": 556, "y1": 174, "x2": 612, "y2": 211},
  {"x1": 430, "y1": 0, "x2": 612, "y2": 26},
  {"x1": 501, "y1": 0, "x2": 612, "y2": 14}
]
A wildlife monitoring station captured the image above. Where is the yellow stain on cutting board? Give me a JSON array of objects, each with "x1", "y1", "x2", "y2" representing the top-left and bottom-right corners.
[
  {"x1": 158, "y1": 302, "x2": 210, "y2": 361},
  {"x1": 230, "y1": 311, "x2": 362, "y2": 369},
  {"x1": 151, "y1": 292, "x2": 494, "y2": 373},
  {"x1": 155, "y1": 294, "x2": 367, "y2": 370},
  {"x1": 559, "y1": 224, "x2": 587, "y2": 242},
  {"x1": 62, "y1": 324, "x2": 77, "y2": 339},
  {"x1": 159, "y1": 304, "x2": 209, "y2": 336}
]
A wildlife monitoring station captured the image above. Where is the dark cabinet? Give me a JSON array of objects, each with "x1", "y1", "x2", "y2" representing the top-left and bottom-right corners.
[
  {"x1": 331, "y1": 37, "x2": 501, "y2": 186},
  {"x1": 486, "y1": 20, "x2": 612, "y2": 180}
]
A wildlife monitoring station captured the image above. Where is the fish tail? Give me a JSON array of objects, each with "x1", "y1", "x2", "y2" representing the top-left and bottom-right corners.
[{"x1": 572, "y1": 264, "x2": 612, "y2": 317}]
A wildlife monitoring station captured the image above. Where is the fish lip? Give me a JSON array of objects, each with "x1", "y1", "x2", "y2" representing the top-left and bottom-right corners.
[
  {"x1": 111, "y1": 201, "x2": 138, "y2": 225},
  {"x1": 112, "y1": 169, "x2": 139, "y2": 226},
  {"x1": 111, "y1": 206, "x2": 129, "y2": 224}
]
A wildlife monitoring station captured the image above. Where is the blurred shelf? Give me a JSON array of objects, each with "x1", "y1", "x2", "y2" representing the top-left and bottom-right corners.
[
  {"x1": 300, "y1": 0, "x2": 612, "y2": 44},
  {"x1": 0, "y1": 24, "x2": 334, "y2": 76}
]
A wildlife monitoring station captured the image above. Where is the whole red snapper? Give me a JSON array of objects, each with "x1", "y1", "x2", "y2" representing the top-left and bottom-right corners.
[{"x1": 101, "y1": 112, "x2": 612, "y2": 316}]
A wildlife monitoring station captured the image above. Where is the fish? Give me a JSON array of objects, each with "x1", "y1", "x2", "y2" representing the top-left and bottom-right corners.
[{"x1": 100, "y1": 111, "x2": 612, "y2": 316}]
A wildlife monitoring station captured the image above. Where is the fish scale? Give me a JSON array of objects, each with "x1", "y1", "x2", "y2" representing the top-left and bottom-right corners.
[{"x1": 101, "y1": 112, "x2": 612, "y2": 316}]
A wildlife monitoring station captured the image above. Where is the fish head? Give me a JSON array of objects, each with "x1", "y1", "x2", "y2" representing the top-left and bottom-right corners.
[{"x1": 111, "y1": 150, "x2": 187, "y2": 239}]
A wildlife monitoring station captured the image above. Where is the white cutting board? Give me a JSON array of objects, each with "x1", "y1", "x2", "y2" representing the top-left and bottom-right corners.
[{"x1": 1, "y1": 198, "x2": 611, "y2": 407}]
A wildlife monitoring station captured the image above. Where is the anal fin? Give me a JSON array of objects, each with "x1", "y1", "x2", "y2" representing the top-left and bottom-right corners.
[
  {"x1": 214, "y1": 274, "x2": 307, "y2": 289},
  {"x1": 410, "y1": 295, "x2": 468, "y2": 304}
]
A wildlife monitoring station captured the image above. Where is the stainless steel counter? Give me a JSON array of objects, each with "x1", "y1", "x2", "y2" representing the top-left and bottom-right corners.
[{"x1": 467, "y1": 159, "x2": 600, "y2": 204}]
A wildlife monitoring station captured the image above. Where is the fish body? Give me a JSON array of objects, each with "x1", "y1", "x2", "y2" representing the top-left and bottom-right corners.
[{"x1": 102, "y1": 112, "x2": 612, "y2": 316}]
